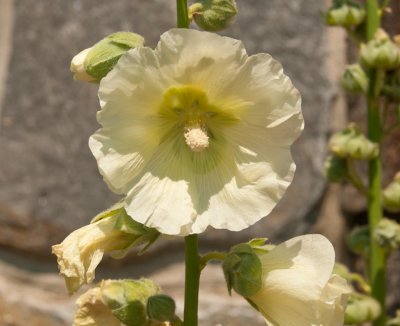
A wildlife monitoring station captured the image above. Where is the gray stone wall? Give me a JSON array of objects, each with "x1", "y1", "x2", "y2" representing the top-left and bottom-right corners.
[{"x1": 0, "y1": 0, "x2": 336, "y2": 324}]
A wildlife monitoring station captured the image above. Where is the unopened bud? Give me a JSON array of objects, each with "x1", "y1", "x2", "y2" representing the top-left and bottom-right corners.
[
  {"x1": 325, "y1": 1, "x2": 365, "y2": 27},
  {"x1": 374, "y1": 218, "x2": 400, "y2": 250},
  {"x1": 189, "y1": 0, "x2": 238, "y2": 32},
  {"x1": 329, "y1": 124, "x2": 379, "y2": 160},
  {"x1": 101, "y1": 279, "x2": 159, "y2": 326},
  {"x1": 71, "y1": 31, "x2": 144, "y2": 82},
  {"x1": 383, "y1": 173, "x2": 400, "y2": 213},
  {"x1": 361, "y1": 29, "x2": 400, "y2": 69},
  {"x1": 147, "y1": 294, "x2": 176, "y2": 322},
  {"x1": 345, "y1": 293, "x2": 381, "y2": 324},
  {"x1": 341, "y1": 64, "x2": 368, "y2": 93}
]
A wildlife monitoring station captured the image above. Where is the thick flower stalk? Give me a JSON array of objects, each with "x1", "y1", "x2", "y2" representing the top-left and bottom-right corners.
[
  {"x1": 225, "y1": 234, "x2": 350, "y2": 326},
  {"x1": 89, "y1": 28, "x2": 303, "y2": 236}
]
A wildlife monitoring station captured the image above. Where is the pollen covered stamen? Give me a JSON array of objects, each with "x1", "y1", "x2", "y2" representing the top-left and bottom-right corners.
[{"x1": 184, "y1": 126, "x2": 209, "y2": 152}]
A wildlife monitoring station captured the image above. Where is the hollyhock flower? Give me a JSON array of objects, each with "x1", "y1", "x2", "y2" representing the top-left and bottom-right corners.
[
  {"x1": 89, "y1": 28, "x2": 303, "y2": 236},
  {"x1": 247, "y1": 234, "x2": 350, "y2": 326}
]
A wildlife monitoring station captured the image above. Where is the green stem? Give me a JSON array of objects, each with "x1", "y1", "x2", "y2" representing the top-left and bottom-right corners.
[
  {"x1": 183, "y1": 235, "x2": 200, "y2": 326},
  {"x1": 347, "y1": 158, "x2": 368, "y2": 196},
  {"x1": 199, "y1": 251, "x2": 227, "y2": 270},
  {"x1": 176, "y1": 0, "x2": 190, "y2": 28},
  {"x1": 366, "y1": 2, "x2": 386, "y2": 325}
]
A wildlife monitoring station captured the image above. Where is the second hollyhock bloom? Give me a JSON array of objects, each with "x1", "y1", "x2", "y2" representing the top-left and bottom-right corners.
[
  {"x1": 90, "y1": 28, "x2": 303, "y2": 236},
  {"x1": 247, "y1": 235, "x2": 350, "y2": 326}
]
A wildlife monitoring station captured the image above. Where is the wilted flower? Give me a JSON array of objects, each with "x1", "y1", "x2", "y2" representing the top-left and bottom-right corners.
[
  {"x1": 73, "y1": 278, "x2": 161, "y2": 326},
  {"x1": 52, "y1": 203, "x2": 159, "y2": 293},
  {"x1": 90, "y1": 28, "x2": 303, "y2": 236},
  {"x1": 241, "y1": 235, "x2": 350, "y2": 326}
]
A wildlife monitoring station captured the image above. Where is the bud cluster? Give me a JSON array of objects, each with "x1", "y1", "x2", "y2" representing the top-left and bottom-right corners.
[
  {"x1": 325, "y1": 0, "x2": 365, "y2": 27},
  {"x1": 329, "y1": 124, "x2": 379, "y2": 160}
]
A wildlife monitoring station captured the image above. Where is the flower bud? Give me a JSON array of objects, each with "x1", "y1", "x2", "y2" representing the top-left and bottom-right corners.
[
  {"x1": 325, "y1": 155, "x2": 348, "y2": 182},
  {"x1": 374, "y1": 218, "x2": 400, "y2": 250},
  {"x1": 189, "y1": 0, "x2": 238, "y2": 32},
  {"x1": 222, "y1": 243, "x2": 263, "y2": 297},
  {"x1": 71, "y1": 31, "x2": 144, "y2": 82},
  {"x1": 361, "y1": 29, "x2": 400, "y2": 69},
  {"x1": 101, "y1": 279, "x2": 159, "y2": 326},
  {"x1": 341, "y1": 64, "x2": 369, "y2": 93},
  {"x1": 345, "y1": 293, "x2": 381, "y2": 324},
  {"x1": 52, "y1": 201, "x2": 160, "y2": 294},
  {"x1": 347, "y1": 225, "x2": 370, "y2": 257},
  {"x1": 147, "y1": 294, "x2": 176, "y2": 322},
  {"x1": 383, "y1": 172, "x2": 400, "y2": 213},
  {"x1": 329, "y1": 124, "x2": 379, "y2": 160},
  {"x1": 325, "y1": 1, "x2": 365, "y2": 27},
  {"x1": 71, "y1": 48, "x2": 98, "y2": 83}
]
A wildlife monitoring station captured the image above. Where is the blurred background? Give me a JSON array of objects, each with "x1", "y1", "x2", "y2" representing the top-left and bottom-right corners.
[{"x1": 0, "y1": 0, "x2": 399, "y2": 325}]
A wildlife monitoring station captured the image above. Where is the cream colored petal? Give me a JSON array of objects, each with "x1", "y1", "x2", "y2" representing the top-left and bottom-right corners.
[
  {"x1": 317, "y1": 275, "x2": 351, "y2": 326},
  {"x1": 124, "y1": 134, "x2": 197, "y2": 236},
  {"x1": 222, "y1": 53, "x2": 303, "y2": 140},
  {"x1": 73, "y1": 287, "x2": 121, "y2": 326},
  {"x1": 249, "y1": 235, "x2": 337, "y2": 326}
]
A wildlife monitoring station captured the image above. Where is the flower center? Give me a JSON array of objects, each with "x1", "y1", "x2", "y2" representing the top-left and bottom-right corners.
[
  {"x1": 159, "y1": 85, "x2": 220, "y2": 152},
  {"x1": 184, "y1": 126, "x2": 209, "y2": 152}
]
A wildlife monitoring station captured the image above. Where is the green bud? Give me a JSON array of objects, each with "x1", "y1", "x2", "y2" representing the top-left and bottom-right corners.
[
  {"x1": 324, "y1": 155, "x2": 348, "y2": 182},
  {"x1": 189, "y1": 0, "x2": 238, "y2": 32},
  {"x1": 329, "y1": 124, "x2": 379, "y2": 160},
  {"x1": 347, "y1": 225, "x2": 370, "y2": 257},
  {"x1": 341, "y1": 64, "x2": 369, "y2": 93},
  {"x1": 325, "y1": 1, "x2": 365, "y2": 27},
  {"x1": 361, "y1": 29, "x2": 400, "y2": 69},
  {"x1": 101, "y1": 279, "x2": 159, "y2": 326},
  {"x1": 383, "y1": 173, "x2": 400, "y2": 213},
  {"x1": 71, "y1": 32, "x2": 144, "y2": 83},
  {"x1": 345, "y1": 293, "x2": 381, "y2": 324},
  {"x1": 222, "y1": 243, "x2": 263, "y2": 297},
  {"x1": 147, "y1": 294, "x2": 176, "y2": 322},
  {"x1": 374, "y1": 218, "x2": 400, "y2": 250}
]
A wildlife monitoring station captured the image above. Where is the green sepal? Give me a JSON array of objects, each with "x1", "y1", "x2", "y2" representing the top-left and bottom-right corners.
[
  {"x1": 222, "y1": 243, "x2": 263, "y2": 297},
  {"x1": 147, "y1": 294, "x2": 176, "y2": 322},
  {"x1": 84, "y1": 31, "x2": 144, "y2": 80}
]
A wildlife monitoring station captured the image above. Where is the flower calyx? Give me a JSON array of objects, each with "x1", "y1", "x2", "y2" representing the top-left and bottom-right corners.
[
  {"x1": 341, "y1": 64, "x2": 369, "y2": 93},
  {"x1": 222, "y1": 242, "x2": 263, "y2": 297},
  {"x1": 361, "y1": 29, "x2": 400, "y2": 70},
  {"x1": 189, "y1": 0, "x2": 238, "y2": 31},
  {"x1": 325, "y1": 0, "x2": 366, "y2": 27},
  {"x1": 71, "y1": 31, "x2": 144, "y2": 82},
  {"x1": 383, "y1": 172, "x2": 400, "y2": 213}
]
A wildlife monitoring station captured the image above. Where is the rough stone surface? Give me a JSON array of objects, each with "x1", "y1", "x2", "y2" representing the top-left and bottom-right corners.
[{"x1": 0, "y1": 0, "x2": 330, "y2": 255}]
